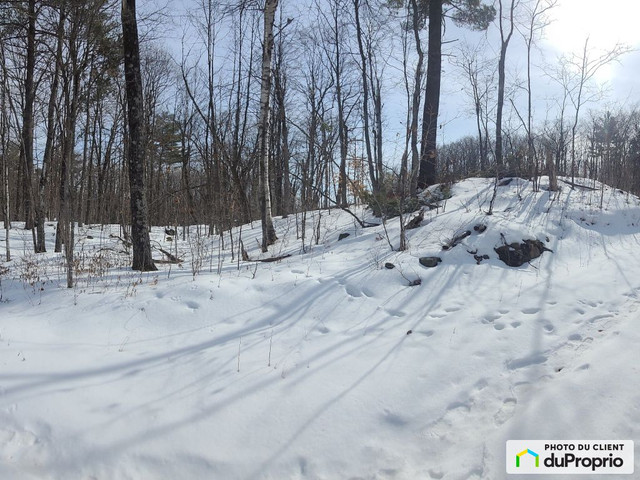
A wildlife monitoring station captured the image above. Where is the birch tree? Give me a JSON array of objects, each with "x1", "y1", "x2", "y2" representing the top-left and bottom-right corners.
[{"x1": 258, "y1": 0, "x2": 278, "y2": 251}]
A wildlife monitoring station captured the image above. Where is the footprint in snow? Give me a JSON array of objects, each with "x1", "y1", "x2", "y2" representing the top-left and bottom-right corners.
[
  {"x1": 345, "y1": 285, "x2": 362, "y2": 298},
  {"x1": 521, "y1": 307, "x2": 540, "y2": 315},
  {"x1": 494, "y1": 398, "x2": 518, "y2": 425},
  {"x1": 507, "y1": 354, "x2": 547, "y2": 370},
  {"x1": 184, "y1": 300, "x2": 200, "y2": 310},
  {"x1": 588, "y1": 313, "x2": 614, "y2": 324},
  {"x1": 362, "y1": 287, "x2": 375, "y2": 298}
]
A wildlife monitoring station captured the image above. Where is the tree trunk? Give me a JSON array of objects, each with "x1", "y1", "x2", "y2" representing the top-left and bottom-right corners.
[
  {"x1": 121, "y1": 0, "x2": 157, "y2": 271},
  {"x1": 0, "y1": 63, "x2": 10, "y2": 261},
  {"x1": 354, "y1": 0, "x2": 378, "y2": 195},
  {"x1": 36, "y1": 8, "x2": 65, "y2": 254},
  {"x1": 258, "y1": 0, "x2": 278, "y2": 252},
  {"x1": 495, "y1": 0, "x2": 516, "y2": 169},
  {"x1": 409, "y1": 0, "x2": 424, "y2": 195},
  {"x1": 418, "y1": 0, "x2": 442, "y2": 189},
  {"x1": 20, "y1": 0, "x2": 37, "y2": 233}
]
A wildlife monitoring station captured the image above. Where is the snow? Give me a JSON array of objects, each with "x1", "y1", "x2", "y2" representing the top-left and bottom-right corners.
[{"x1": 1, "y1": 177, "x2": 638, "y2": 479}]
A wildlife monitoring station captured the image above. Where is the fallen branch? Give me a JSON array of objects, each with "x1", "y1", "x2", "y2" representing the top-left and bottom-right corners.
[
  {"x1": 442, "y1": 230, "x2": 471, "y2": 250},
  {"x1": 254, "y1": 254, "x2": 292, "y2": 263},
  {"x1": 156, "y1": 246, "x2": 182, "y2": 263},
  {"x1": 560, "y1": 179, "x2": 597, "y2": 191}
]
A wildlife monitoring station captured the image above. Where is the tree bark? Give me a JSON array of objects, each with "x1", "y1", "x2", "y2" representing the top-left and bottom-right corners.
[
  {"x1": 353, "y1": 0, "x2": 378, "y2": 195},
  {"x1": 418, "y1": 0, "x2": 442, "y2": 189},
  {"x1": 409, "y1": 0, "x2": 424, "y2": 195},
  {"x1": 20, "y1": 0, "x2": 37, "y2": 233},
  {"x1": 258, "y1": 0, "x2": 278, "y2": 252},
  {"x1": 122, "y1": 0, "x2": 157, "y2": 271},
  {"x1": 495, "y1": 0, "x2": 517, "y2": 169}
]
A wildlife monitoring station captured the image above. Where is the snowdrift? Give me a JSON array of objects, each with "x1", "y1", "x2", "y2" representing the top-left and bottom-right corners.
[{"x1": 1, "y1": 177, "x2": 638, "y2": 479}]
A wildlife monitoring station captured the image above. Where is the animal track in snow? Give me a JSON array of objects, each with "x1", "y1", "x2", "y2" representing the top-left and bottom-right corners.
[
  {"x1": 386, "y1": 309, "x2": 407, "y2": 318},
  {"x1": 493, "y1": 323, "x2": 506, "y2": 331},
  {"x1": 510, "y1": 321, "x2": 522, "y2": 328},
  {"x1": 543, "y1": 323, "x2": 555, "y2": 333}
]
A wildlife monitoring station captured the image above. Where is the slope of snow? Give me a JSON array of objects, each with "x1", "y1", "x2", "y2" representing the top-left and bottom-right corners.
[{"x1": 0, "y1": 177, "x2": 638, "y2": 479}]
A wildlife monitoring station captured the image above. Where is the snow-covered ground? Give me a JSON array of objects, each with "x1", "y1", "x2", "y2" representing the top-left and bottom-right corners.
[{"x1": 1, "y1": 177, "x2": 638, "y2": 479}]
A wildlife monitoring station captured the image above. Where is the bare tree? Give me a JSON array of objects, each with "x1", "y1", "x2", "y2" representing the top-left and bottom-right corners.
[
  {"x1": 122, "y1": 0, "x2": 157, "y2": 271},
  {"x1": 495, "y1": 0, "x2": 519, "y2": 169},
  {"x1": 518, "y1": 0, "x2": 555, "y2": 189},
  {"x1": 453, "y1": 40, "x2": 494, "y2": 173},
  {"x1": 258, "y1": 0, "x2": 279, "y2": 251},
  {"x1": 0, "y1": 38, "x2": 10, "y2": 261},
  {"x1": 564, "y1": 39, "x2": 630, "y2": 185}
]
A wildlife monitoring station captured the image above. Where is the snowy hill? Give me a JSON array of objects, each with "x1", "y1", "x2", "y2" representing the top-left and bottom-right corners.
[{"x1": 1, "y1": 177, "x2": 638, "y2": 479}]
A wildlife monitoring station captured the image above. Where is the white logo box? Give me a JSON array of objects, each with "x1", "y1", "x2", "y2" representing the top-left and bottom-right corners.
[{"x1": 506, "y1": 440, "x2": 634, "y2": 474}]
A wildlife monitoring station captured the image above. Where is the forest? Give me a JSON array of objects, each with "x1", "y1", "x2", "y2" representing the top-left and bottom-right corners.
[{"x1": 1, "y1": 0, "x2": 638, "y2": 273}]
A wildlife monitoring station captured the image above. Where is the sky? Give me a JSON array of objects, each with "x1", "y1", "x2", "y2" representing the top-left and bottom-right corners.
[
  {"x1": 436, "y1": 0, "x2": 640, "y2": 143},
  {"x1": 149, "y1": 0, "x2": 640, "y2": 153}
]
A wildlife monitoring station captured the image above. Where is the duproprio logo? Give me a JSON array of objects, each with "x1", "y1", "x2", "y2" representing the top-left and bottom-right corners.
[
  {"x1": 516, "y1": 448, "x2": 539, "y2": 468},
  {"x1": 506, "y1": 440, "x2": 634, "y2": 474}
]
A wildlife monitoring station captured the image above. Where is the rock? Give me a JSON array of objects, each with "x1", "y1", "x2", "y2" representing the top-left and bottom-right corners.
[
  {"x1": 473, "y1": 254, "x2": 490, "y2": 264},
  {"x1": 494, "y1": 239, "x2": 552, "y2": 267},
  {"x1": 165, "y1": 228, "x2": 176, "y2": 236},
  {"x1": 408, "y1": 278, "x2": 422, "y2": 286},
  {"x1": 406, "y1": 330, "x2": 413, "y2": 335},
  {"x1": 419, "y1": 256, "x2": 442, "y2": 268},
  {"x1": 473, "y1": 224, "x2": 487, "y2": 233},
  {"x1": 384, "y1": 262, "x2": 395, "y2": 269},
  {"x1": 338, "y1": 233, "x2": 350, "y2": 241}
]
